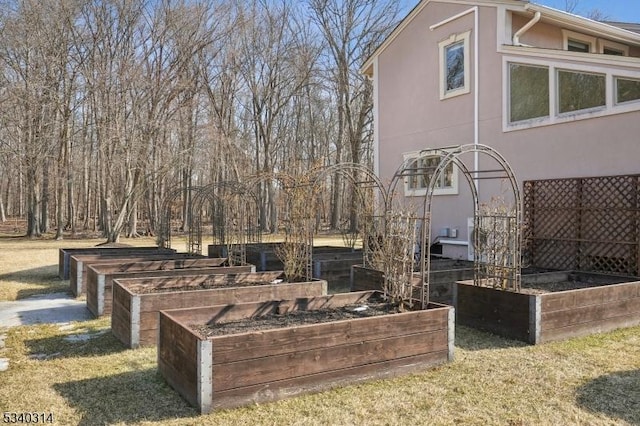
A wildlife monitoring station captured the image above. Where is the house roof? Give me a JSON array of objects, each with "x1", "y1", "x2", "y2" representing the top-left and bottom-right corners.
[{"x1": 361, "y1": 0, "x2": 640, "y2": 77}]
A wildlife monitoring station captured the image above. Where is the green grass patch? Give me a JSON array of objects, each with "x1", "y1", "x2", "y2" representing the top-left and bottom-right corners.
[{"x1": 0, "y1": 237, "x2": 638, "y2": 424}]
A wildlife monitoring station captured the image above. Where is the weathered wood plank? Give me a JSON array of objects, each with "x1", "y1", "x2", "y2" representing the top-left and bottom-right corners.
[
  {"x1": 210, "y1": 350, "x2": 449, "y2": 411},
  {"x1": 540, "y1": 310, "x2": 640, "y2": 343},
  {"x1": 541, "y1": 296, "x2": 640, "y2": 329},
  {"x1": 212, "y1": 330, "x2": 448, "y2": 391},
  {"x1": 69, "y1": 252, "x2": 200, "y2": 296},
  {"x1": 60, "y1": 246, "x2": 176, "y2": 280},
  {"x1": 87, "y1": 265, "x2": 254, "y2": 317},
  {"x1": 157, "y1": 312, "x2": 200, "y2": 408},
  {"x1": 211, "y1": 309, "x2": 448, "y2": 363},
  {"x1": 541, "y1": 281, "x2": 640, "y2": 312}
]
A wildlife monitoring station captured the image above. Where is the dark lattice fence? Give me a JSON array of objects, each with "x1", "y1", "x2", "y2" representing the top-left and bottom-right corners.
[{"x1": 523, "y1": 175, "x2": 640, "y2": 276}]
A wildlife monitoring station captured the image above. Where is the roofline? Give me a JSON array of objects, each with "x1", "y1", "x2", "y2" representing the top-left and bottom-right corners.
[
  {"x1": 524, "y1": 3, "x2": 640, "y2": 46},
  {"x1": 360, "y1": 0, "x2": 527, "y2": 77},
  {"x1": 361, "y1": 0, "x2": 640, "y2": 77}
]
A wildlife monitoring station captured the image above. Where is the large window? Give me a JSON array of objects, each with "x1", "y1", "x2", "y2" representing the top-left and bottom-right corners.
[
  {"x1": 505, "y1": 59, "x2": 640, "y2": 129},
  {"x1": 438, "y1": 31, "x2": 470, "y2": 100},
  {"x1": 509, "y1": 63, "x2": 549, "y2": 123},
  {"x1": 557, "y1": 70, "x2": 606, "y2": 114},
  {"x1": 616, "y1": 77, "x2": 640, "y2": 104},
  {"x1": 404, "y1": 152, "x2": 458, "y2": 196}
]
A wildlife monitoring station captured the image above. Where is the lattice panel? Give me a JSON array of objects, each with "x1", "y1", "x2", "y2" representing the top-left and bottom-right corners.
[{"x1": 524, "y1": 175, "x2": 640, "y2": 276}]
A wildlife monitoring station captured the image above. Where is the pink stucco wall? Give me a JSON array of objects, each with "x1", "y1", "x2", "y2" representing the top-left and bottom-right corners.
[{"x1": 375, "y1": 1, "x2": 640, "y2": 258}]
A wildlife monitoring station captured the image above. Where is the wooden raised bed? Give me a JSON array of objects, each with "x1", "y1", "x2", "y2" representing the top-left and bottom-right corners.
[
  {"x1": 59, "y1": 246, "x2": 176, "y2": 279},
  {"x1": 351, "y1": 262, "x2": 474, "y2": 304},
  {"x1": 69, "y1": 253, "x2": 203, "y2": 296},
  {"x1": 112, "y1": 272, "x2": 328, "y2": 348},
  {"x1": 454, "y1": 271, "x2": 640, "y2": 344},
  {"x1": 158, "y1": 291, "x2": 454, "y2": 413},
  {"x1": 86, "y1": 261, "x2": 254, "y2": 317}
]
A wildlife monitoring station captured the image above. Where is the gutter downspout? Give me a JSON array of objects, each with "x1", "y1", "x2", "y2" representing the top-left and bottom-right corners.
[
  {"x1": 513, "y1": 11, "x2": 541, "y2": 45},
  {"x1": 430, "y1": 7, "x2": 479, "y2": 189}
]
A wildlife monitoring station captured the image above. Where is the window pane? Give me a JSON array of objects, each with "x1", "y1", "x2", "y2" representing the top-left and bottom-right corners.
[
  {"x1": 568, "y1": 39, "x2": 590, "y2": 52},
  {"x1": 446, "y1": 42, "x2": 464, "y2": 91},
  {"x1": 616, "y1": 77, "x2": 640, "y2": 104},
  {"x1": 558, "y1": 70, "x2": 605, "y2": 113},
  {"x1": 509, "y1": 64, "x2": 549, "y2": 122}
]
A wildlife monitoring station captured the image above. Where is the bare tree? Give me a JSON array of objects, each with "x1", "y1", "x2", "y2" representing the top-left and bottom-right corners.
[{"x1": 308, "y1": 0, "x2": 400, "y2": 230}]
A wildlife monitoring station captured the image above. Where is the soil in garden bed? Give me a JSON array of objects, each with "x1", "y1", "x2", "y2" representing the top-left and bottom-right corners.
[
  {"x1": 519, "y1": 273, "x2": 632, "y2": 295},
  {"x1": 135, "y1": 279, "x2": 282, "y2": 294},
  {"x1": 193, "y1": 299, "x2": 403, "y2": 337}
]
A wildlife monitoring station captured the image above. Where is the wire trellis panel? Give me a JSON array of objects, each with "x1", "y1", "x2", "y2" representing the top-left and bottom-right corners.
[{"x1": 523, "y1": 175, "x2": 640, "y2": 276}]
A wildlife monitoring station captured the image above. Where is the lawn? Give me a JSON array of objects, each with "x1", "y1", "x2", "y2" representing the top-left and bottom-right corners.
[{"x1": 0, "y1": 236, "x2": 638, "y2": 425}]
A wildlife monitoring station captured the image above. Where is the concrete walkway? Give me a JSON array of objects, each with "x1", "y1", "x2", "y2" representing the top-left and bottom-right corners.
[{"x1": 0, "y1": 293, "x2": 91, "y2": 328}]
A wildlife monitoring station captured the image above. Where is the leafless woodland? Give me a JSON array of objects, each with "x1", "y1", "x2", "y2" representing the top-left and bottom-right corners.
[{"x1": 0, "y1": 0, "x2": 403, "y2": 241}]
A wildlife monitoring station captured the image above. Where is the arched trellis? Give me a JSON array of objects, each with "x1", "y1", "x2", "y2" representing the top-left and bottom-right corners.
[
  {"x1": 157, "y1": 185, "x2": 199, "y2": 250},
  {"x1": 389, "y1": 144, "x2": 522, "y2": 309},
  {"x1": 187, "y1": 181, "x2": 262, "y2": 263},
  {"x1": 311, "y1": 162, "x2": 389, "y2": 268}
]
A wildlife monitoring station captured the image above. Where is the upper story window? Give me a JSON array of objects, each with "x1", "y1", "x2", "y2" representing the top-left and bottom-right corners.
[
  {"x1": 403, "y1": 151, "x2": 458, "y2": 196},
  {"x1": 504, "y1": 58, "x2": 640, "y2": 131},
  {"x1": 438, "y1": 31, "x2": 471, "y2": 100},
  {"x1": 616, "y1": 77, "x2": 640, "y2": 104},
  {"x1": 509, "y1": 63, "x2": 549, "y2": 122},
  {"x1": 562, "y1": 30, "x2": 596, "y2": 53},
  {"x1": 562, "y1": 29, "x2": 630, "y2": 56},
  {"x1": 557, "y1": 70, "x2": 606, "y2": 114}
]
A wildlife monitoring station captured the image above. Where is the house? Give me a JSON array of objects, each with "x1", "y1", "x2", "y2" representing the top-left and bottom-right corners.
[{"x1": 362, "y1": 0, "x2": 640, "y2": 260}]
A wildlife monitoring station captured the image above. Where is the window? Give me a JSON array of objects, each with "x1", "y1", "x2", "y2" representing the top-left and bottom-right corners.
[
  {"x1": 567, "y1": 39, "x2": 590, "y2": 53},
  {"x1": 404, "y1": 152, "x2": 458, "y2": 196},
  {"x1": 438, "y1": 31, "x2": 471, "y2": 100},
  {"x1": 557, "y1": 70, "x2": 606, "y2": 114},
  {"x1": 616, "y1": 77, "x2": 640, "y2": 104},
  {"x1": 509, "y1": 63, "x2": 549, "y2": 123},
  {"x1": 598, "y1": 39, "x2": 629, "y2": 56},
  {"x1": 562, "y1": 30, "x2": 596, "y2": 53}
]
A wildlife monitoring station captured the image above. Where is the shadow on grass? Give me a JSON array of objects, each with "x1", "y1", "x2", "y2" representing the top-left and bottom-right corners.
[
  {"x1": 0, "y1": 264, "x2": 62, "y2": 287},
  {"x1": 25, "y1": 329, "x2": 127, "y2": 359},
  {"x1": 54, "y1": 368, "x2": 197, "y2": 425},
  {"x1": 454, "y1": 325, "x2": 529, "y2": 351},
  {"x1": 576, "y1": 369, "x2": 640, "y2": 425}
]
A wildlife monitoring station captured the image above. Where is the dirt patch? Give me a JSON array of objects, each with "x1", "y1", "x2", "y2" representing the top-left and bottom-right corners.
[
  {"x1": 193, "y1": 300, "x2": 400, "y2": 337},
  {"x1": 519, "y1": 273, "x2": 631, "y2": 294}
]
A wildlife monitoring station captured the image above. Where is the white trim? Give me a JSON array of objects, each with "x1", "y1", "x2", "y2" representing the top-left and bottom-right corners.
[
  {"x1": 372, "y1": 57, "x2": 380, "y2": 179},
  {"x1": 499, "y1": 45, "x2": 640, "y2": 67},
  {"x1": 439, "y1": 30, "x2": 472, "y2": 100},
  {"x1": 562, "y1": 29, "x2": 597, "y2": 53},
  {"x1": 503, "y1": 55, "x2": 640, "y2": 132},
  {"x1": 598, "y1": 39, "x2": 629, "y2": 56},
  {"x1": 402, "y1": 150, "x2": 460, "y2": 197},
  {"x1": 525, "y1": 3, "x2": 640, "y2": 46},
  {"x1": 614, "y1": 76, "x2": 640, "y2": 106}
]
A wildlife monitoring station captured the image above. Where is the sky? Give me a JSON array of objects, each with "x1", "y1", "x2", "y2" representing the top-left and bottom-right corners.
[
  {"x1": 399, "y1": 1, "x2": 640, "y2": 24},
  {"x1": 533, "y1": 0, "x2": 640, "y2": 23}
]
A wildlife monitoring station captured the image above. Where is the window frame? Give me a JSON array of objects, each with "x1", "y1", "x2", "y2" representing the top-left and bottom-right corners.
[
  {"x1": 562, "y1": 30, "x2": 597, "y2": 53},
  {"x1": 614, "y1": 76, "x2": 640, "y2": 105},
  {"x1": 556, "y1": 68, "x2": 607, "y2": 116},
  {"x1": 508, "y1": 62, "x2": 550, "y2": 124},
  {"x1": 598, "y1": 39, "x2": 629, "y2": 56},
  {"x1": 438, "y1": 31, "x2": 471, "y2": 100},
  {"x1": 503, "y1": 56, "x2": 640, "y2": 132},
  {"x1": 403, "y1": 150, "x2": 459, "y2": 197}
]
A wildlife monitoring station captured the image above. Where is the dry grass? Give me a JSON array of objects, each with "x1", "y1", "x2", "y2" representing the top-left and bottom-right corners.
[{"x1": 0, "y1": 237, "x2": 638, "y2": 425}]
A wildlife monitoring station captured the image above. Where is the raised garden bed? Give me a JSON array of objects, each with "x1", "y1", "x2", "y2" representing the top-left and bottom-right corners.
[
  {"x1": 111, "y1": 272, "x2": 328, "y2": 348},
  {"x1": 69, "y1": 253, "x2": 203, "y2": 296},
  {"x1": 59, "y1": 246, "x2": 176, "y2": 279},
  {"x1": 209, "y1": 243, "x2": 360, "y2": 272},
  {"x1": 351, "y1": 261, "x2": 474, "y2": 304},
  {"x1": 86, "y1": 261, "x2": 254, "y2": 317},
  {"x1": 454, "y1": 271, "x2": 640, "y2": 344},
  {"x1": 158, "y1": 291, "x2": 454, "y2": 413}
]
